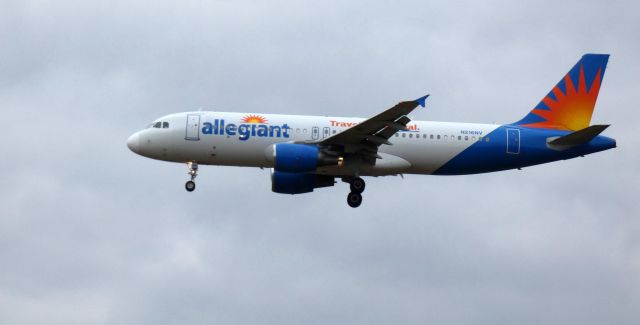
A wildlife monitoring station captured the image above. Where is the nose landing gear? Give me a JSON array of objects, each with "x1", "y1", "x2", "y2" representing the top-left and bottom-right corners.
[
  {"x1": 345, "y1": 177, "x2": 365, "y2": 208},
  {"x1": 185, "y1": 162, "x2": 198, "y2": 192}
]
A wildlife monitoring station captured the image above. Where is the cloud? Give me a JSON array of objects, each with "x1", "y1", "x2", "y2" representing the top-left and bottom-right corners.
[{"x1": 1, "y1": 0, "x2": 638, "y2": 324}]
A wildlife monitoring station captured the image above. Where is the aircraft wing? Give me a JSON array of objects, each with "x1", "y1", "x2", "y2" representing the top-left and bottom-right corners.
[
  {"x1": 318, "y1": 95, "x2": 428, "y2": 146},
  {"x1": 312, "y1": 94, "x2": 429, "y2": 162}
]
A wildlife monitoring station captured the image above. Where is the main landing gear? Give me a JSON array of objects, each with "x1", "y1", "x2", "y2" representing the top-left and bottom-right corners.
[
  {"x1": 346, "y1": 177, "x2": 365, "y2": 208},
  {"x1": 185, "y1": 161, "x2": 198, "y2": 192}
]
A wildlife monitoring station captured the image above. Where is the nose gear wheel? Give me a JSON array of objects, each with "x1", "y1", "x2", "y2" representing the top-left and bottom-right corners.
[{"x1": 185, "y1": 162, "x2": 198, "y2": 192}]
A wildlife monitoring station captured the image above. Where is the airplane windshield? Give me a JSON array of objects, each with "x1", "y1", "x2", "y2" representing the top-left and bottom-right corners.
[{"x1": 147, "y1": 121, "x2": 170, "y2": 129}]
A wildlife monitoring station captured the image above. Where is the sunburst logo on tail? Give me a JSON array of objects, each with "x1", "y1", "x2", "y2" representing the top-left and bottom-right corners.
[
  {"x1": 515, "y1": 54, "x2": 609, "y2": 131},
  {"x1": 522, "y1": 64, "x2": 603, "y2": 131},
  {"x1": 242, "y1": 115, "x2": 268, "y2": 124}
]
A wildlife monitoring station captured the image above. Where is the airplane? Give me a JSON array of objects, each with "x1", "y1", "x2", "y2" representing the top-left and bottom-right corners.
[{"x1": 127, "y1": 54, "x2": 616, "y2": 207}]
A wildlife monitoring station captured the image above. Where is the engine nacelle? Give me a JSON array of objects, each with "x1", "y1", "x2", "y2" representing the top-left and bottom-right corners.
[
  {"x1": 266, "y1": 143, "x2": 339, "y2": 173},
  {"x1": 271, "y1": 170, "x2": 335, "y2": 194}
]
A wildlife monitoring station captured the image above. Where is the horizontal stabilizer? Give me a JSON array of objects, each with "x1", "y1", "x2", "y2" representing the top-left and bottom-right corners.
[{"x1": 547, "y1": 124, "x2": 609, "y2": 149}]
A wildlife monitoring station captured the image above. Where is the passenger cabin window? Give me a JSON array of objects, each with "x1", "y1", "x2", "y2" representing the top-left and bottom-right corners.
[{"x1": 437, "y1": 135, "x2": 441, "y2": 140}]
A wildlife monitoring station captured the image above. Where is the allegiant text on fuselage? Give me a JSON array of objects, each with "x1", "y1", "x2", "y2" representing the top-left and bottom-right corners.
[{"x1": 202, "y1": 119, "x2": 291, "y2": 141}]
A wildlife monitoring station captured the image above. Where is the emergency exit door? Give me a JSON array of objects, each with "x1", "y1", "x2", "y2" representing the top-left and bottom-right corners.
[{"x1": 323, "y1": 127, "x2": 330, "y2": 138}]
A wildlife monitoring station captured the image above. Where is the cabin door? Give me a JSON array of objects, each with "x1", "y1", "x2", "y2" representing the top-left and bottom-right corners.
[
  {"x1": 185, "y1": 114, "x2": 201, "y2": 141},
  {"x1": 506, "y1": 128, "x2": 520, "y2": 154}
]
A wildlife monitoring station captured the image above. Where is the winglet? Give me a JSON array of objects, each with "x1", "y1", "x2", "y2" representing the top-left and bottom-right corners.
[{"x1": 416, "y1": 94, "x2": 430, "y2": 107}]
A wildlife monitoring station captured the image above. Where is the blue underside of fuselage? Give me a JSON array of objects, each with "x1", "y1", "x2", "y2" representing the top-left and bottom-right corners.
[{"x1": 433, "y1": 125, "x2": 616, "y2": 175}]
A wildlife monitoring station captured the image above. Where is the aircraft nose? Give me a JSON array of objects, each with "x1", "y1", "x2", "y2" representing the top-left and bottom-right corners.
[{"x1": 126, "y1": 132, "x2": 140, "y2": 154}]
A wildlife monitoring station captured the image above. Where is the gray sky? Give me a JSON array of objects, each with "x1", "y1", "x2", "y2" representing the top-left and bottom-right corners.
[{"x1": 1, "y1": 0, "x2": 639, "y2": 324}]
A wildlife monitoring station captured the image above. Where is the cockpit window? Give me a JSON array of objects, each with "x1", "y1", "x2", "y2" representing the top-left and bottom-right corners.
[{"x1": 148, "y1": 121, "x2": 170, "y2": 129}]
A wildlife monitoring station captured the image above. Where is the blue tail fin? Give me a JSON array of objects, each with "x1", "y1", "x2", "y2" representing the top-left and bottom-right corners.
[{"x1": 514, "y1": 54, "x2": 609, "y2": 131}]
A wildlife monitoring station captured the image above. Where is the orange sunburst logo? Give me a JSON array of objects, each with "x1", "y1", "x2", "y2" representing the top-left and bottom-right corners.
[
  {"x1": 242, "y1": 115, "x2": 268, "y2": 124},
  {"x1": 522, "y1": 64, "x2": 603, "y2": 131}
]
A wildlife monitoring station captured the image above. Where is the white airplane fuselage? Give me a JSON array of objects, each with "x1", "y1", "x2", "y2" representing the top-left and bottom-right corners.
[{"x1": 127, "y1": 111, "x2": 504, "y2": 176}]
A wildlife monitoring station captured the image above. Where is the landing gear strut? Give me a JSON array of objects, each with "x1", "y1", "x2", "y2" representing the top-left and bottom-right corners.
[
  {"x1": 185, "y1": 161, "x2": 198, "y2": 192},
  {"x1": 346, "y1": 177, "x2": 365, "y2": 208}
]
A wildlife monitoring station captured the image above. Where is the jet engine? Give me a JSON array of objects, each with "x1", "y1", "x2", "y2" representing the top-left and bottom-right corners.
[
  {"x1": 265, "y1": 143, "x2": 340, "y2": 173},
  {"x1": 265, "y1": 143, "x2": 338, "y2": 194}
]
